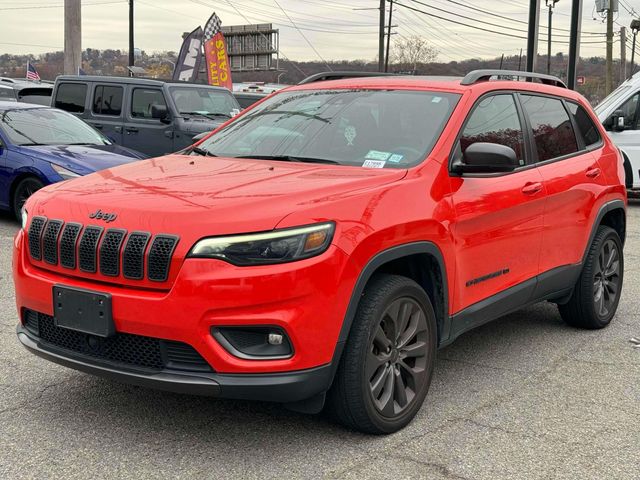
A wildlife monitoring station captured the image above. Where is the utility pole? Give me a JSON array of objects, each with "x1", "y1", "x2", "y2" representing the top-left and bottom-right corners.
[
  {"x1": 631, "y1": 20, "x2": 640, "y2": 78},
  {"x1": 129, "y1": 0, "x2": 135, "y2": 67},
  {"x1": 63, "y1": 0, "x2": 81, "y2": 75},
  {"x1": 379, "y1": 0, "x2": 385, "y2": 72},
  {"x1": 621, "y1": 26, "x2": 627, "y2": 82},
  {"x1": 526, "y1": 0, "x2": 541, "y2": 72},
  {"x1": 546, "y1": 0, "x2": 559, "y2": 75},
  {"x1": 567, "y1": 0, "x2": 582, "y2": 90},
  {"x1": 518, "y1": 48, "x2": 523, "y2": 71},
  {"x1": 606, "y1": 2, "x2": 614, "y2": 94},
  {"x1": 384, "y1": 0, "x2": 394, "y2": 72}
]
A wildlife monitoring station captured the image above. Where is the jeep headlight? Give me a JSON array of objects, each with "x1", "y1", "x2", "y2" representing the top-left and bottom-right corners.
[
  {"x1": 21, "y1": 207, "x2": 28, "y2": 230},
  {"x1": 188, "y1": 223, "x2": 335, "y2": 266}
]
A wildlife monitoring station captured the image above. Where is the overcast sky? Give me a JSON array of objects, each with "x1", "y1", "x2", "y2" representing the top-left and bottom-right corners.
[{"x1": 0, "y1": 0, "x2": 637, "y2": 63}]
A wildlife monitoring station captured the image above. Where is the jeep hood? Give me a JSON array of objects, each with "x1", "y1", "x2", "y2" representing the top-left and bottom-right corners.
[{"x1": 28, "y1": 154, "x2": 406, "y2": 236}]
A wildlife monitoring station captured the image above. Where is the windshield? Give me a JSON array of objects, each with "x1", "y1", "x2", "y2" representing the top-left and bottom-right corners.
[
  {"x1": 595, "y1": 84, "x2": 631, "y2": 114},
  {"x1": 196, "y1": 89, "x2": 460, "y2": 168},
  {"x1": 170, "y1": 87, "x2": 239, "y2": 118},
  {"x1": 0, "y1": 107, "x2": 109, "y2": 146}
]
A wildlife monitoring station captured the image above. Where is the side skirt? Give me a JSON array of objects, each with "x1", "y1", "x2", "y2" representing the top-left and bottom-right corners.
[{"x1": 441, "y1": 263, "x2": 582, "y2": 347}]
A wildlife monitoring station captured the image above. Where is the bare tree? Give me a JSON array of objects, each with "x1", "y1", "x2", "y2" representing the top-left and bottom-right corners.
[{"x1": 391, "y1": 35, "x2": 438, "y2": 72}]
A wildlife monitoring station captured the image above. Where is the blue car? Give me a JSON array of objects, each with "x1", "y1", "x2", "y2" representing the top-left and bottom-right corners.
[{"x1": 0, "y1": 101, "x2": 146, "y2": 219}]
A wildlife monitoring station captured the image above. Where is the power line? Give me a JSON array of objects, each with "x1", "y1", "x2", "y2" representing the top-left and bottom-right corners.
[{"x1": 273, "y1": 0, "x2": 332, "y2": 70}]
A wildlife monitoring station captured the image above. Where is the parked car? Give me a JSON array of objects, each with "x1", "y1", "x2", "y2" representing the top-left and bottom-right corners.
[
  {"x1": 51, "y1": 76, "x2": 241, "y2": 157},
  {"x1": 15, "y1": 71, "x2": 626, "y2": 434},
  {"x1": 0, "y1": 101, "x2": 145, "y2": 219},
  {"x1": 0, "y1": 84, "x2": 17, "y2": 102},
  {"x1": 233, "y1": 91, "x2": 268, "y2": 109},
  {"x1": 0, "y1": 77, "x2": 53, "y2": 106}
]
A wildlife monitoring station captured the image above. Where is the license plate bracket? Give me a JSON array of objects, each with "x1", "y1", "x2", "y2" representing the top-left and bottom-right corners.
[{"x1": 53, "y1": 285, "x2": 114, "y2": 337}]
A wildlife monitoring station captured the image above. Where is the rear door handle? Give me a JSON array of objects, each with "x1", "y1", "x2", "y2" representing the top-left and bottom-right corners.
[
  {"x1": 114, "y1": 126, "x2": 123, "y2": 133},
  {"x1": 586, "y1": 167, "x2": 601, "y2": 178},
  {"x1": 522, "y1": 182, "x2": 543, "y2": 195},
  {"x1": 125, "y1": 127, "x2": 139, "y2": 134}
]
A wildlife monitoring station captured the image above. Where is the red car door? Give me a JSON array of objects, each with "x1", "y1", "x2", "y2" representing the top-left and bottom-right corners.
[
  {"x1": 449, "y1": 93, "x2": 546, "y2": 316},
  {"x1": 519, "y1": 95, "x2": 609, "y2": 282}
]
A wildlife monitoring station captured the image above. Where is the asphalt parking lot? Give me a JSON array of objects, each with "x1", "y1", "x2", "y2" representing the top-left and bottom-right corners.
[{"x1": 0, "y1": 206, "x2": 638, "y2": 480}]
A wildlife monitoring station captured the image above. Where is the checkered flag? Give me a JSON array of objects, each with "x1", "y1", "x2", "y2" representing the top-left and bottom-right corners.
[{"x1": 204, "y1": 12, "x2": 222, "y2": 41}]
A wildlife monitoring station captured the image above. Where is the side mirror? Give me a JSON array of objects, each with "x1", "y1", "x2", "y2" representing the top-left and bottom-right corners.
[
  {"x1": 151, "y1": 104, "x2": 171, "y2": 124},
  {"x1": 610, "y1": 110, "x2": 626, "y2": 132},
  {"x1": 453, "y1": 142, "x2": 519, "y2": 174},
  {"x1": 230, "y1": 108, "x2": 241, "y2": 117}
]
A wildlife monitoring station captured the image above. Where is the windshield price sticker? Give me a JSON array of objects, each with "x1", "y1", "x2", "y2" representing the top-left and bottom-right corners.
[
  {"x1": 363, "y1": 159, "x2": 386, "y2": 169},
  {"x1": 365, "y1": 150, "x2": 391, "y2": 161}
]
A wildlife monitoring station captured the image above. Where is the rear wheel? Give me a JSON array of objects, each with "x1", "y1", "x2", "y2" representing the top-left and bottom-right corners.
[
  {"x1": 327, "y1": 274, "x2": 437, "y2": 434},
  {"x1": 12, "y1": 177, "x2": 44, "y2": 221},
  {"x1": 559, "y1": 226, "x2": 623, "y2": 329}
]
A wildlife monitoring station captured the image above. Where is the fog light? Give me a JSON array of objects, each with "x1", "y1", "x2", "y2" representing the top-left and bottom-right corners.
[{"x1": 211, "y1": 326, "x2": 293, "y2": 360}]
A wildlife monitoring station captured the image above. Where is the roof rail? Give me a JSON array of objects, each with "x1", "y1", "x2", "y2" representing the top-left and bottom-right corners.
[
  {"x1": 298, "y1": 71, "x2": 398, "y2": 85},
  {"x1": 461, "y1": 70, "x2": 566, "y2": 89}
]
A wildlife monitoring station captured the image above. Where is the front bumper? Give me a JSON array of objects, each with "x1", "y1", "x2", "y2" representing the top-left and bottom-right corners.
[
  {"x1": 17, "y1": 325, "x2": 334, "y2": 402},
  {"x1": 13, "y1": 228, "x2": 358, "y2": 375}
]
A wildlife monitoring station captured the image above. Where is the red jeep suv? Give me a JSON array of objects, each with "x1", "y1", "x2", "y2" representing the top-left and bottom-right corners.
[{"x1": 14, "y1": 70, "x2": 626, "y2": 434}]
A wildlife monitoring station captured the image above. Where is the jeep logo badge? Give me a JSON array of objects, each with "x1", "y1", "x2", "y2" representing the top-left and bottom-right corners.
[{"x1": 89, "y1": 209, "x2": 118, "y2": 223}]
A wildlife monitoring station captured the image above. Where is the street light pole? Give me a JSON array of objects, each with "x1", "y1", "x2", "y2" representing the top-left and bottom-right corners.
[{"x1": 546, "y1": 0, "x2": 559, "y2": 75}]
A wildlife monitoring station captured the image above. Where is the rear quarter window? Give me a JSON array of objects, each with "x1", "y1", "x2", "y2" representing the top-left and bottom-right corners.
[
  {"x1": 55, "y1": 83, "x2": 87, "y2": 113},
  {"x1": 567, "y1": 102, "x2": 601, "y2": 148},
  {"x1": 520, "y1": 94, "x2": 578, "y2": 162}
]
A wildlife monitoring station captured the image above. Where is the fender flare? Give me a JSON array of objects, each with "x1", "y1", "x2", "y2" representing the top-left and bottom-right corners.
[
  {"x1": 327, "y1": 241, "x2": 449, "y2": 381},
  {"x1": 582, "y1": 199, "x2": 626, "y2": 264}
]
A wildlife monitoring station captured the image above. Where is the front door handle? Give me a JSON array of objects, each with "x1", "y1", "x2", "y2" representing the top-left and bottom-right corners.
[
  {"x1": 125, "y1": 127, "x2": 139, "y2": 135},
  {"x1": 522, "y1": 182, "x2": 543, "y2": 195},
  {"x1": 93, "y1": 123, "x2": 103, "y2": 130},
  {"x1": 114, "y1": 126, "x2": 123, "y2": 133},
  {"x1": 586, "y1": 167, "x2": 601, "y2": 178}
]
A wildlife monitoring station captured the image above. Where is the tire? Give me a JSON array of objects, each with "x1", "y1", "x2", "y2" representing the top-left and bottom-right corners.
[
  {"x1": 326, "y1": 274, "x2": 437, "y2": 434},
  {"x1": 12, "y1": 177, "x2": 44, "y2": 221},
  {"x1": 559, "y1": 226, "x2": 624, "y2": 329}
]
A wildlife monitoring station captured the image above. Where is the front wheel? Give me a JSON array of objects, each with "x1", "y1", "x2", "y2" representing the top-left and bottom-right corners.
[
  {"x1": 559, "y1": 225, "x2": 623, "y2": 329},
  {"x1": 12, "y1": 177, "x2": 44, "y2": 221},
  {"x1": 327, "y1": 274, "x2": 437, "y2": 434}
]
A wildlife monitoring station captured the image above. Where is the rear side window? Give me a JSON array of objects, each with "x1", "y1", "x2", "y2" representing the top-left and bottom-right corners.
[
  {"x1": 54, "y1": 83, "x2": 87, "y2": 113},
  {"x1": 520, "y1": 95, "x2": 578, "y2": 162},
  {"x1": 567, "y1": 102, "x2": 601, "y2": 147},
  {"x1": 460, "y1": 94, "x2": 525, "y2": 162},
  {"x1": 93, "y1": 85, "x2": 123, "y2": 116},
  {"x1": 131, "y1": 88, "x2": 166, "y2": 119},
  {"x1": 0, "y1": 88, "x2": 15, "y2": 101}
]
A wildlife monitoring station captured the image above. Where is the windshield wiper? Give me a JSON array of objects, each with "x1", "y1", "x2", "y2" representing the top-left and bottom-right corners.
[
  {"x1": 182, "y1": 111, "x2": 231, "y2": 120},
  {"x1": 190, "y1": 146, "x2": 218, "y2": 157},
  {"x1": 232, "y1": 154, "x2": 339, "y2": 165}
]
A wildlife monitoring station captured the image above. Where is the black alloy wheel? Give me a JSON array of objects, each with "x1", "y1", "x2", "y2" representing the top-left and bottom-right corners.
[
  {"x1": 327, "y1": 274, "x2": 437, "y2": 434},
  {"x1": 367, "y1": 297, "x2": 429, "y2": 417},
  {"x1": 559, "y1": 225, "x2": 624, "y2": 329},
  {"x1": 592, "y1": 238, "x2": 621, "y2": 319}
]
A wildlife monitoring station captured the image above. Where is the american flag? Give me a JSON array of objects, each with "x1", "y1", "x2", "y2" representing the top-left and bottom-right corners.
[
  {"x1": 26, "y1": 62, "x2": 40, "y2": 81},
  {"x1": 204, "y1": 12, "x2": 222, "y2": 41}
]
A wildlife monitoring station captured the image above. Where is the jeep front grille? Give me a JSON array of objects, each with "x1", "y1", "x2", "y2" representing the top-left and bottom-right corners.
[{"x1": 27, "y1": 217, "x2": 178, "y2": 283}]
